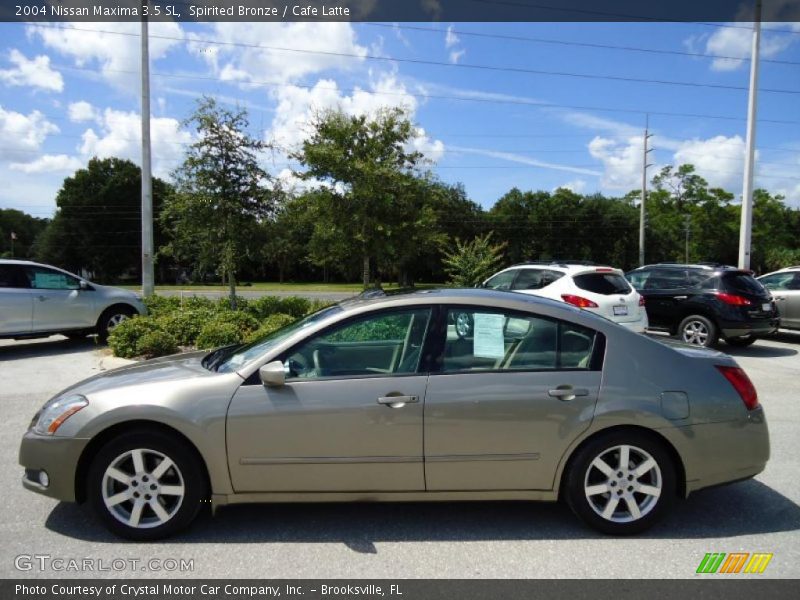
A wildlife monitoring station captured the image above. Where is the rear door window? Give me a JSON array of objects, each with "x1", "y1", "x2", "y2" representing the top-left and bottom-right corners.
[
  {"x1": 573, "y1": 273, "x2": 632, "y2": 295},
  {"x1": 511, "y1": 269, "x2": 548, "y2": 290},
  {"x1": 0, "y1": 265, "x2": 27, "y2": 288},
  {"x1": 643, "y1": 269, "x2": 690, "y2": 290}
]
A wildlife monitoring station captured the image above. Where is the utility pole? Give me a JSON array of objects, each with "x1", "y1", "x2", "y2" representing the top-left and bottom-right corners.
[
  {"x1": 684, "y1": 213, "x2": 691, "y2": 264},
  {"x1": 738, "y1": 0, "x2": 762, "y2": 271},
  {"x1": 639, "y1": 115, "x2": 653, "y2": 267},
  {"x1": 141, "y1": 10, "x2": 154, "y2": 297}
]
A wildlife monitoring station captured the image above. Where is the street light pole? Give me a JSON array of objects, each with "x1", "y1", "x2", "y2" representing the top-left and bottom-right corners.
[
  {"x1": 738, "y1": 0, "x2": 762, "y2": 271},
  {"x1": 639, "y1": 115, "x2": 652, "y2": 267},
  {"x1": 141, "y1": 11, "x2": 154, "y2": 297}
]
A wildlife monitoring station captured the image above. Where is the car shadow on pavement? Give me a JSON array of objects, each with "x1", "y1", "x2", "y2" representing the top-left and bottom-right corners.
[
  {"x1": 0, "y1": 336, "x2": 100, "y2": 362},
  {"x1": 721, "y1": 344, "x2": 797, "y2": 358},
  {"x1": 44, "y1": 479, "x2": 800, "y2": 550}
]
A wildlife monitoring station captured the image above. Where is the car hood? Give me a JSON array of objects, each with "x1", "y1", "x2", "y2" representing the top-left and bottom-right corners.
[{"x1": 54, "y1": 351, "x2": 221, "y2": 398}]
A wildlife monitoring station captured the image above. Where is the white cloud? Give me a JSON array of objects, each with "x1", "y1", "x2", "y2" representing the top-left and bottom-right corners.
[
  {"x1": 556, "y1": 179, "x2": 587, "y2": 193},
  {"x1": 672, "y1": 135, "x2": 748, "y2": 190},
  {"x1": 78, "y1": 108, "x2": 193, "y2": 178},
  {"x1": 445, "y1": 25, "x2": 460, "y2": 49},
  {"x1": 0, "y1": 49, "x2": 63, "y2": 92},
  {"x1": 28, "y1": 22, "x2": 184, "y2": 89},
  {"x1": 451, "y1": 145, "x2": 601, "y2": 177},
  {"x1": 68, "y1": 100, "x2": 99, "y2": 123},
  {"x1": 699, "y1": 23, "x2": 800, "y2": 71},
  {"x1": 189, "y1": 23, "x2": 367, "y2": 87},
  {"x1": 449, "y1": 49, "x2": 466, "y2": 64},
  {"x1": 588, "y1": 136, "x2": 647, "y2": 190},
  {"x1": 0, "y1": 106, "x2": 58, "y2": 161},
  {"x1": 267, "y1": 73, "x2": 443, "y2": 163},
  {"x1": 10, "y1": 154, "x2": 82, "y2": 174}
]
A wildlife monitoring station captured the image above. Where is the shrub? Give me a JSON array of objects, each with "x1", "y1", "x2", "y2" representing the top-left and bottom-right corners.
[
  {"x1": 136, "y1": 330, "x2": 178, "y2": 359},
  {"x1": 143, "y1": 295, "x2": 181, "y2": 318},
  {"x1": 107, "y1": 316, "x2": 160, "y2": 359},
  {"x1": 244, "y1": 313, "x2": 296, "y2": 343},
  {"x1": 196, "y1": 322, "x2": 243, "y2": 349},
  {"x1": 216, "y1": 295, "x2": 250, "y2": 312},
  {"x1": 304, "y1": 299, "x2": 336, "y2": 315},
  {"x1": 156, "y1": 309, "x2": 214, "y2": 346},
  {"x1": 214, "y1": 310, "x2": 260, "y2": 337},
  {"x1": 247, "y1": 296, "x2": 283, "y2": 319},
  {"x1": 182, "y1": 295, "x2": 215, "y2": 311},
  {"x1": 277, "y1": 296, "x2": 311, "y2": 318}
]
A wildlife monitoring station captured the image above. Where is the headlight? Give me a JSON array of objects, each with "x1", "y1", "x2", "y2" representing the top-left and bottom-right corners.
[{"x1": 33, "y1": 395, "x2": 88, "y2": 435}]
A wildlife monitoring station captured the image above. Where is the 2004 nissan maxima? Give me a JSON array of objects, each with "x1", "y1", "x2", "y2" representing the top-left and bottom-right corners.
[{"x1": 19, "y1": 289, "x2": 769, "y2": 539}]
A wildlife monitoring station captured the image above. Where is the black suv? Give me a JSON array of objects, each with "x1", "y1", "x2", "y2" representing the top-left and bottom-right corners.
[{"x1": 626, "y1": 263, "x2": 779, "y2": 348}]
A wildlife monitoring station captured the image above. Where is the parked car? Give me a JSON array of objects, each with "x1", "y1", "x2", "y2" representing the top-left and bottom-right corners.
[
  {"x1": 479, "y1": 262, "x2": 648, "y2": 332},
  {"x1": 20, "y1": 288, "x2": 768, "y2": 539},
  {"x1": 626, "y1": 263, "x2": 778, "y2": 348},
  {"x1": 757, "y1": 266, "x2": 800, "y2": 331},
  {"x1": 0, "y1": 259, "x2": 146, "y2": 340}
]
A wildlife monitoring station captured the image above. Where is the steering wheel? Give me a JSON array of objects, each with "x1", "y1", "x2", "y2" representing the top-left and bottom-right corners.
[{"x1": 285, "y1": 353, "x2": 310, "y2": 378}]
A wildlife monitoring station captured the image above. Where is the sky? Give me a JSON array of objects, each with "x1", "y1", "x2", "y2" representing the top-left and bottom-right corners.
[{"x1": 1, "y1": 19, "x2": 800, "y2": 221}]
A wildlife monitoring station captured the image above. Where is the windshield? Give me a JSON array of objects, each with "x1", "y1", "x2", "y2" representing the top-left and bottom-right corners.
[{"x1": 215, "y1": 305, "x2": 343, "y2": 373}]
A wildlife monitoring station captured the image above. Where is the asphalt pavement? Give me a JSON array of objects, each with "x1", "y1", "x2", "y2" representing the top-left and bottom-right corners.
[{"x1": 0, "y1": 332, "x2": 798, "y2": 579}]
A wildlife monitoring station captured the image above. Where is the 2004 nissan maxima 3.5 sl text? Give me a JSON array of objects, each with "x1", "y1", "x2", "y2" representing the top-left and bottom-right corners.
[{"x1": 19, "y1": 289, "x2": 769, "y2": 540}]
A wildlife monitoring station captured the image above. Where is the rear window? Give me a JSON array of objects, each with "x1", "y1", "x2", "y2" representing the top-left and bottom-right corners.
[
  {"x1": 722, "y1": 272, "x2": 768, "y2": 295},
  {"x1": 573, "y1": 273, "x2": 632, "y2": 295}
]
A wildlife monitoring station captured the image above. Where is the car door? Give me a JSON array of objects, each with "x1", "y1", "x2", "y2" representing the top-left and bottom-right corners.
[
  {"x1": 762, "y1": 272, "x2": 800, "y2": 328},
  {"x1": 0, "y1": 264, "x2": 32, "y2": 335},
  {"x1": 226, "y1": 307, "x2": 433, "y2": 492},
  {"x1": 636, "y1": 268, "x2": 692, "y2": 329},
  {"x1": 24, "y1": 265, "x2": 96, "y2": 331},
  {"x1": 424, "y1": 306, "x2": 602, "y2": 491}
]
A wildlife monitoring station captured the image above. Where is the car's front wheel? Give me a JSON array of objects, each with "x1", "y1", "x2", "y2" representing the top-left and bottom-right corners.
[
  {"x1": 96, "y1": 306, "x2": 135, "y2": 341},
  {"x1": 564, "y1": 431, "x2": 676, "y2": 535},
  {"x1": 87, "y1": 430, "x2": 206, "y2": 540}
]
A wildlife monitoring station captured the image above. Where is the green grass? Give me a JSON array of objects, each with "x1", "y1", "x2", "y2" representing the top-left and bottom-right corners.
[{"x1": 119, "y1": 282, "x2": 443, "y2": 293}]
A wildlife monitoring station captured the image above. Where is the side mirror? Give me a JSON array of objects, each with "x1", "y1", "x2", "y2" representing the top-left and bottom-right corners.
[
  {"x1": 79, "y1": 280, "x2": 89, "y2": 290},
  {"x1": 259, "y1": 360, "x2": 286, "y2": 387}
]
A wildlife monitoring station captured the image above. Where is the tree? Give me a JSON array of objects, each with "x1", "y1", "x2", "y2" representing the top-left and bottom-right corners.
[
  {"x1": 0, "y1": 209, "x2": 48, "y2": 259},
  {"x1": 35, "y1": 158, "x2": 171, "y2": 281},
  {"x1": 163, "y1": 97, "x2": 274, "y2": 307},
  {"x1": 292, "y1": 107, "x2": 425, "y2": 288},
  {"x1": 442, "y1": 232, "x2": 507, "y2": 287}
]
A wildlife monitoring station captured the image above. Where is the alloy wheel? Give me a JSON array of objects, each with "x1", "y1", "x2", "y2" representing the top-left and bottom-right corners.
[
  {"x1": 583, "y1": 444, "x2": 662, "y2": 523},
  {"x1": 101, "y1": 448, "x2": 185, "y2": 529},
  {"x1": 682, "y1": 320, "x2": 709, "y2": 345}
]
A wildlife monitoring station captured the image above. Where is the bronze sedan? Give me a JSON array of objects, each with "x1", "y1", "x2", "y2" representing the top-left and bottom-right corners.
[{"x1": 19, "y1": 289, "x2": 769, "y2": 539}]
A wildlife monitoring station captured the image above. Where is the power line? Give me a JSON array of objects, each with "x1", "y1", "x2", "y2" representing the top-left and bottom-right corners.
[{"x1": 23, "y1": 23, "x2": 800, "y2": 95}]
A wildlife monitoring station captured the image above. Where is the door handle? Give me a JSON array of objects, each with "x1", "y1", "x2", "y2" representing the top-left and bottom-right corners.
[
  {"x1": 548, "y1": 386, "x2": 589, "y2": 401},
  {"x1": 775, "y1": 297, "x2": 786, "y2": 301},
  {"x1": 674, "y1": 296, "x2": 688, "y2": 300},
  {"x1": 37, "y1": 295, "x2": 48, "y2": 302},
  {"x1": 377, "y1": 395, "x2": 418, "y2": 408}
]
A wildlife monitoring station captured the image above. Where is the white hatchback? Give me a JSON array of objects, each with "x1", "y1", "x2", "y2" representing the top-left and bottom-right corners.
[{"x1": 481, "y1": 262, "x2": 648, "y2": 332}]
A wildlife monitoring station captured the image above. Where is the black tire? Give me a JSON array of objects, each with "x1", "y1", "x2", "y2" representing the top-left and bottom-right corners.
[
  {"x1": 677, "y1": 314, "x2": 718, "y2": 348},
  {"x1": 96, "y1": 306, "x2": 135, "y2": 341},
  {"x1": 87, "y1": 429, "x2": 206, "y2": 541},
  {"x1": 725, "y1": 335, "x2": 758, "y2": 347},
  {"x1": 564, "y1": 431, "x2": 677, "y2": 535}
]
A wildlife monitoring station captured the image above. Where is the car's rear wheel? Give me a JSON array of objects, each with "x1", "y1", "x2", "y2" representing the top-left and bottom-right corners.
[
  {"x1": 97, "y1": 306, "x2": 135, "y2": 341},
  {"x1": 677, "y1": 315, "x2": 718, "y2": 348},
  {"x1": 725, "y1": 335, "x2": 758, "y2": 347},
  {"x1": 564, "y1": 431, "x2": 676, "y2": 535},
  {"x1": 87, "y1": 430, "x2": 205, "y2": 540}
]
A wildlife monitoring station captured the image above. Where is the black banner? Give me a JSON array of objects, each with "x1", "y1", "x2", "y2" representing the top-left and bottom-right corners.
[
  {"x1": 4, "y1": 580, "x2": 800, "y2": 600},
  {"x1": 2, "y1": 0, "x2": 800, "y2": 23}
]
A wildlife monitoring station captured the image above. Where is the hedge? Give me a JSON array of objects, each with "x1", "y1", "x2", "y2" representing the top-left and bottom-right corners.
[{"x1": 107, "y1": 294, "x2": 335, "y2": 360}]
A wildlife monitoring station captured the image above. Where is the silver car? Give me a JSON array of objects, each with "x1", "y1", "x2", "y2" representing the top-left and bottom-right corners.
[
  {"x1": 18, "y1": 289, "x2": 769, "y2": 540},
  {"x1": 0, "y1": 259, "x2": 145, "y2": 340},
  {"x1": 758, "y1": 266, "x2": 800, "y2": 330}
]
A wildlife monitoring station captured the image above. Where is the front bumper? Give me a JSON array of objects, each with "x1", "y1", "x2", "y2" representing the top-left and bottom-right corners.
[{"x1": 18, "y1": 430, "x2": 90, "y2": 502}]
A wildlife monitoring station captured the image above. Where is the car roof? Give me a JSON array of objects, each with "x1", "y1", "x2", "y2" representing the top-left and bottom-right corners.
[
  {"x1": 500, "y1": 263, "x2": 621, "y2": 275},
  {"x1": 0, "y1": 259, "x2": 38, "y2": 266},
  {"x1": 630, "y1": 262, "x2": 741, "y2": 273}
]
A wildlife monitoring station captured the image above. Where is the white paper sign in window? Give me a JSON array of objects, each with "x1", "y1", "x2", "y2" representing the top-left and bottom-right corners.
[{"x1": 473, "y1": 313, "x2": 505, "y2": 359}]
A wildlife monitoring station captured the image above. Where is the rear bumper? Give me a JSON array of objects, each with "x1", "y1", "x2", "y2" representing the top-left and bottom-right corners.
[
  {"x1": 720, "y1": 318, "x2": 779, "y2": 339},
  {"x1": 614, "y1": 314, "x2": 648, "y2": 333}
]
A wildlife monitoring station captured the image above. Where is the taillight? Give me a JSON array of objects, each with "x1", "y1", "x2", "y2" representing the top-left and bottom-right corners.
[
  {"x1": 638, "y1": 296, "x2": 646, "y2": 307},
  {"x1": 715, "y1": 291, "x2": 752, "y2": 306},
  {"x1": 561, "y1": 294, "x2": 599, "y2": 308},
  {"x1": 716, "y1": 365, "x2": 759, "y2": 410}
]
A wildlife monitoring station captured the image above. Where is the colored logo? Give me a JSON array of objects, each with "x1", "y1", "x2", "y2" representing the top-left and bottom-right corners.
[{"x1": 696, "y1": 552, "x2": 773, "y2": 574}]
